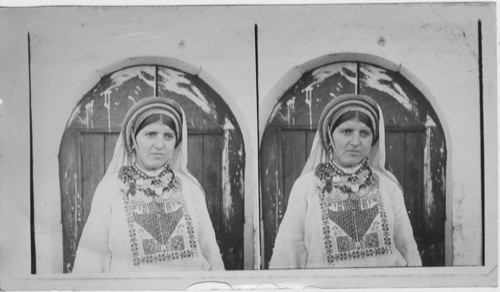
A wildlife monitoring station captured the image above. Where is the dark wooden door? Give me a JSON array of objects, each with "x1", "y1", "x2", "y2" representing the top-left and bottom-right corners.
[
  {"x1": 59, "y1": 65, "x2": 245, "y2": 272},
  {"x1": 260, "y1": 62, "x2": 446, "y2": 268}
]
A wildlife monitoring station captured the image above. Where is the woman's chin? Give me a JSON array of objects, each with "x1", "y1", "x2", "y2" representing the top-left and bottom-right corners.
[
  {"x1": 142, "y1": 161, "x2": 168, "y2": 171},
  {"x1": 342, "y1": 158, "x2": 363, "y2": 168}
]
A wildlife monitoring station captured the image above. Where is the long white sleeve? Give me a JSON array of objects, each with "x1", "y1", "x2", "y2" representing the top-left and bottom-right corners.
[
  {"x1": 72, "y1": 177, "x2": 114, "y2": 273},
  {"x1": 188, "y1": 180, "x2": 225, "y2": 270},
  {"x1": 269, "y1": 174, "x2": 310, "y2": 269},
  {"x1": 389, "y1": 182, "x2": 422, "y2": 266}
]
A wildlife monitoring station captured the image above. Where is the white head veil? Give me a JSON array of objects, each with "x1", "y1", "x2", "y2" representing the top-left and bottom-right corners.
[
  {"x1": 104, "y1": 97, "x2": 199, "y2": 188},
  {"x1": 301, "y1": 94, "x2": 401, "y2": 188}
]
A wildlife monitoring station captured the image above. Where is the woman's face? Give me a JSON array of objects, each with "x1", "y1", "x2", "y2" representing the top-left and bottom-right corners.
[
  {"x1": 135, "y1": 120, "x2": 176, "y2": 171},
  {"x1": 331, "y1": 118, "x2": 373, "y2": 167}
]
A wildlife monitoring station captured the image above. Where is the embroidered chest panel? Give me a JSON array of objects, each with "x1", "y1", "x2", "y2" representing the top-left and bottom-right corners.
[
  {"x1": 315, "y1": 162, "x2": 392, "y2": 264},
  {"x1": 119, "y1": 166, "x2": 198, "y2": 266}
]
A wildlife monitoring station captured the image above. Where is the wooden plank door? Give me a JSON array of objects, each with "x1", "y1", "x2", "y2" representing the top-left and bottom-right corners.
[
  {"x1": 260, "y1": 61, "x2": 446, "y2": 268},
  {"x1": 385, "y1": 130, "x2": 425, "y2": 248},
  {"x1": 60, "y1": 64, "x2": 245, "y2": 272}
]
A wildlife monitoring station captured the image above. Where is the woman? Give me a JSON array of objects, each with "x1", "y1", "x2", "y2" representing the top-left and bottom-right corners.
[
  {"x1": 269, "y1": 94, "x2": 422, "y2": 269},
  {"x1": 73, "y1": 97, "x2": 224, "y2": 272}
]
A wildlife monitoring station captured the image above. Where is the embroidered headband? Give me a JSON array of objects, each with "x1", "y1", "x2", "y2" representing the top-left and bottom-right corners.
[
  {"x1": 121, "y1": 97, "x2": 184, "y2": 158},
  {"x1": 318, "y1": 94, "x2": 380, "y2": 151},
  {"x1": 133, "y1": 108, "x2": 182, "y2": 141}
]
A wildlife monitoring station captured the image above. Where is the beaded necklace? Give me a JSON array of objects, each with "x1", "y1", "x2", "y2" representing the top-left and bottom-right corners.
[
  {"x1": 315, "y1": 159, "x2": 378, "y2": 201},
  {"x1": 118, "y1": 164, "x2": 180, "y2": 204}
]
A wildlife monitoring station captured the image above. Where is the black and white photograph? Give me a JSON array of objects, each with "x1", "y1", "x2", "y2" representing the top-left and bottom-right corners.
[{"x1": 0, "y1": 1, "x2": 496, "y2": 290}]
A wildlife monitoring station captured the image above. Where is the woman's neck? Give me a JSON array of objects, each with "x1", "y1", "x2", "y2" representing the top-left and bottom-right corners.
[
  {"x1": 134, "y1": 163, "x2": 167, "y2": 177},
  {"x1": 331, "y1": 155, "x2": 365, "y2": 174}
]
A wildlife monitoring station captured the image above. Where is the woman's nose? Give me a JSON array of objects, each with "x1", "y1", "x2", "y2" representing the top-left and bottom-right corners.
[
  {"x1": 153, "y1": 137, "x2": 165, "y2": 148},
  {"x1": 350, "y1": 133, "x2": 361, "y2": 146}
]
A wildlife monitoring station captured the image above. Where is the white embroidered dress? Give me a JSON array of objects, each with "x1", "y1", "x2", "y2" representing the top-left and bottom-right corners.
[
  {"x1": 269, "y1": 165, "x2": 421, "y2": 269},
  {"x1": 269, "y1": 95, "x2": 421, "y2": 269},
  {"x1": 73, "y1": 167, "x2": 223, "y2": 272}
]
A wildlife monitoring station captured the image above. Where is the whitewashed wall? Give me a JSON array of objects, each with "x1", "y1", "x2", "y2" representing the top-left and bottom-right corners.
[{"x1": 0, "y1": 3, "x2": 496, "y2": 289}]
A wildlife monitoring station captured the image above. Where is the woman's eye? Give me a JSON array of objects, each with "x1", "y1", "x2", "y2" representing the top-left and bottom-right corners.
[
  {"x1": 361, "y1": 130, "x2": 372, "y2": 137},
  {"x1": 146, "y1": 132, "x2": 156, "y2": 137},
  {"x1": 165, "y1": 134, "x2": 174, "y2": 140},
  {"x1": 341, "y1": 129, "x2": 352, "y2": 134}
]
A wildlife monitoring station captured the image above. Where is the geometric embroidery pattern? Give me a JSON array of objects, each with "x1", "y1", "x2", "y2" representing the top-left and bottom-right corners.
[
  {"x1": 316, "y1": 162, "x2": 392, "y2": 264},
  {"x1": 121, "y1": 167, "x2": 198, "y2": 266},
  {"x1": 365, "y1": 232, "x2": 379, "y2": 248},
  {"x1": 328, "y1": 202, "x2": 379, "y2": 242},
  {"x1": 133, "y1": 207, "x2": 184, "y2": 245}
]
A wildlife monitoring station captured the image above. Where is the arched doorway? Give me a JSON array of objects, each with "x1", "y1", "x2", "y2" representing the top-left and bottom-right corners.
[
  {"x1": 260, "y1": 60, "x2": 446, "y2": 268},
  {"x1": 59, "y1": 64, "x2": 245, "y2": 272}
]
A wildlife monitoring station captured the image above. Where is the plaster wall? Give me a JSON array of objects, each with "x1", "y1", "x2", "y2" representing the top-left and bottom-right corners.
[
  {"x1": 0, "y1": 3, "x2": 496, "y2": 283},
  {"x1": 0, "y1": 9, "x2": 35, "y2": 278}
]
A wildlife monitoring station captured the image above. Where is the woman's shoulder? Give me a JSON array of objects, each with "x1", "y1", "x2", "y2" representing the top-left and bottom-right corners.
[
  {"x1": 175, "y1": 171, "x2": 198, "y2": 185},
  {"x1": 97, "y1": 172, "x2": 123, "y2": 189},
  {"x1": 295, "y1": 170, "x2": 317, "y2": 184},
  {"x1": 289, "y1": 171, "x2": 317, "y2": 197},
  {"x1": 88, "y1": 173, "x2": 124, "y2": 205},
  {"x1": 371, "y1": 168, "x2": 403, "y2": 196},
  {"x1": 174, "y1": 171, "x2": 204, "y2": 194}
]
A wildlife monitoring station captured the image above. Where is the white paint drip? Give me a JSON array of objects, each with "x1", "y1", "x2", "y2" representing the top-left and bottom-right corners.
[
  {"x1": 108, "y1": 66, "x2": 155, "y2": 90},
  {"x1": 269, "y1": 102, "x2": 285, "y2": 122},
  {"x1": 275, "y1": 170, "x2": 281, "y2": 232},
  {"x1": 69, "y1": 105, "x2": 83, "y2": 126},
  {"x1": 85, "y1": 100, "x2": 94, "y2": 129},
  {"x1": 238, "y1": 145, "x2": 243, "y2": 158},
  {"x1": 101, "y1": 89, "x2": 112, "y2": 132},
  {"x1": 304, "y1": 87, "x2": 313, "y2": 129},
  {"x1": 360, "y1": 65, "x2": 419, "y2": 117},
  {"x1": 423, "y1": 115, "x2": 436, "y2": 226},
  {"x1": 354, "y1": 67, "x2": 359, "y2": 94},
  {"x1": 222, "y1": 118, "x2": 234, "y2": 222},
  {"x1": 146, "y1": 70, "x2": 157, "y2": 91},
  {"x1": 310, "y1": 63, "x2": 357, "y2": 86},
  {"x1": 425, "y1": 115, "x2": 437, "y2": 127},
  {"x1": 441, "y1": 165, "x2": 446, "y2": 193},
  {"x1": 239, "y1": 168, "x2": 245, "y2": 208},
  {"x1": 286, "y1": 96, "x2": 296, "y2": 126},
  {"x1": 73, "y1": 173, "x2": 80, "y2": 251},
  {"x1": 158, "y1": 68, "x2": 214, "y2": 118},
  {"x1": 300, "y1": 64, "x2": 356, "y2": 129},
  {"x1": 97, "y1": 67, "x2": 155, "y2": 131},
  {"x1": 128, "y1": 95, "x2": 136, "y2": 105},
  {"x1": 137, "y1": 71, "x2": 156, "y2": 97},
  {"x1": 223, "y1": 117, "x2": 235, "y2": 130}
]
